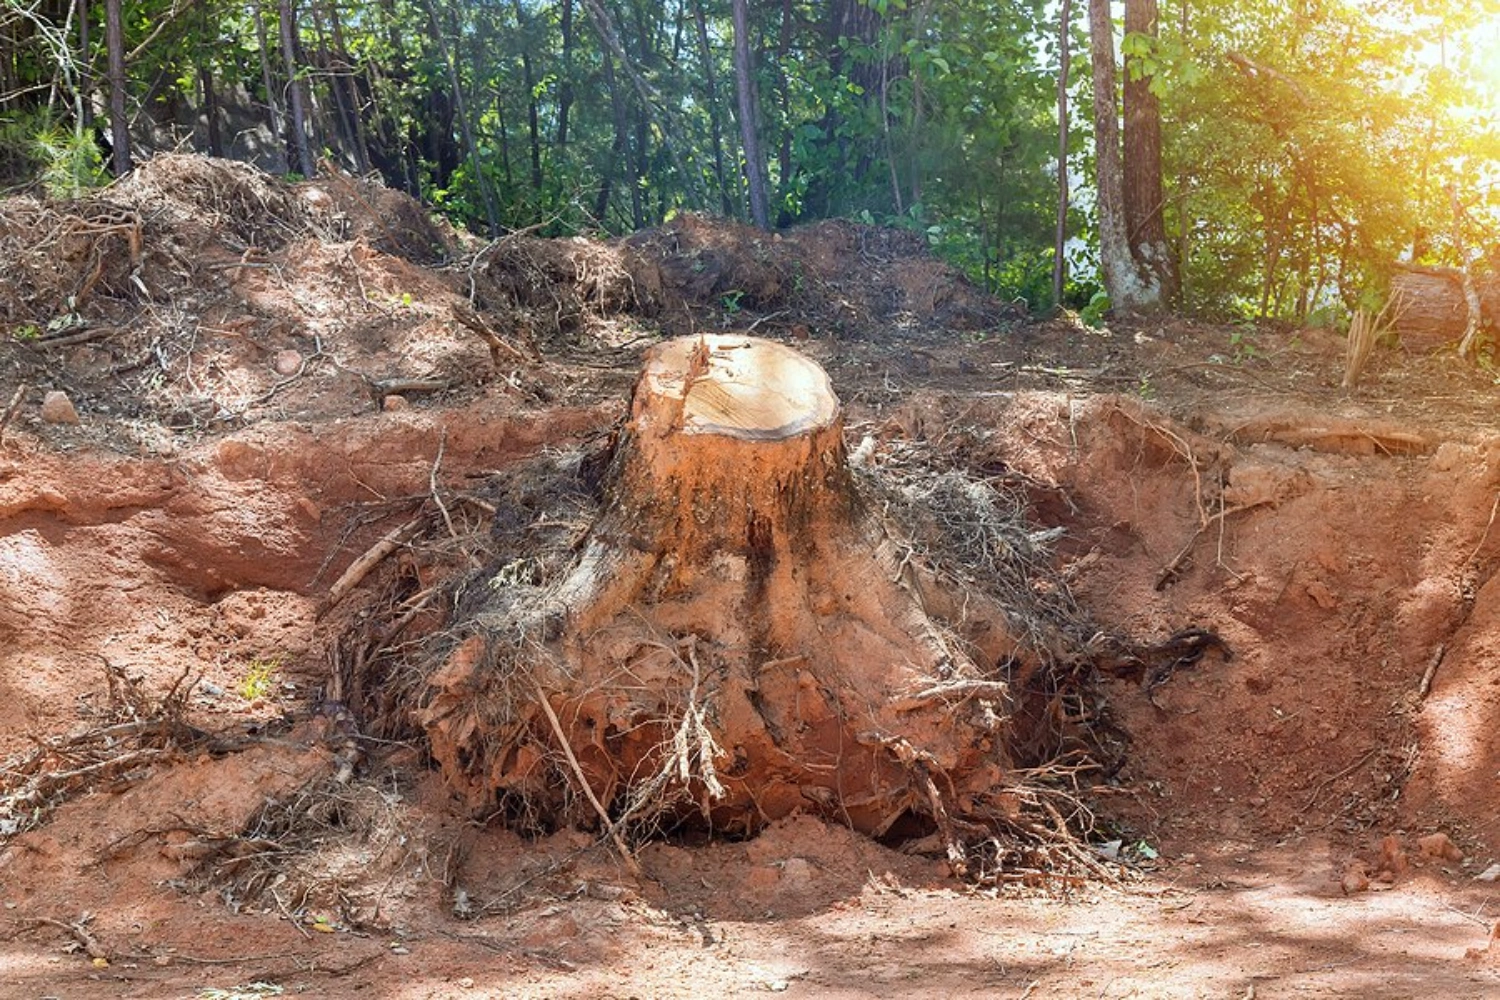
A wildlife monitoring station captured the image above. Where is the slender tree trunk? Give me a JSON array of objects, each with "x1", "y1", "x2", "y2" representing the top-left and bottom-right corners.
[
  {"x1": 277, "y1": 0, "x2": 316, "y2": 177},
  {"x1": 556, "y1": 0, "x2": 576, "y2": 146},
  {"x1": 580, "y1": 0, "x2": 705, "y2": 211},
  {"x1": 691, "y1": 0, "x2": 734, "y2": 216},
  {"x1": 511, "y1": 0, "x2": 544, "y2": 191},
  {"x1": 308, "y1": 3, "x2": 347, "y2": 162},
  {"x1": 104, "y1": 0, "x2": 130, "y2": 175},
  {"x1": 1088, "y1": 0, "x2": 1158, "y2": 312},
  {"x1": 908, "y1": 0, "x2": 934, "y2": 210},
  {"x1": 1122, "y1": 0, "x2": 1176, "y2": 302},
  {"x1": 595, "y1": 44, "x2": 628, "y2": 224},
  {"x1": 1052, "y1": 0, "x2": 1072, "y2": 310},
  {"x1": 773, "y1": 0, "x2": 794, "y2": 221},
  {"x1": 76, "y1": 0, "x2": 93, "y2": 130},
  {"x1": 196, "y1": 6, "x2": 225, "y2": 157},
  {"x1": 200, "y1": 68, "x2": 225, "y2": 156},
  {"x1": 326, "y1": 0, "x2": 371, "y2": 172},
  {"x1": 631, "y1": 106, "x2": 647, "y2": 228},
  {"x1": 251, "y1": 0, "x2": 288, "y2": 171},
  {"x1": 495, "y1": 95, "x2": 514, "y2": 188},
  {"x1": 879, "y1": 55, "x2": 903, "y2": 214},
  {"x1": 732, "y1": 0, "x2": 769, "y2": 229},
  {"x1": 427, "y1": 0, "x2": 498, "y2": 232}
]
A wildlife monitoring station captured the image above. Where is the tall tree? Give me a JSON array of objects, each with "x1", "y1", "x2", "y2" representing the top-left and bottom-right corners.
[
  {"x1": 1052, "y1": 0, "x2": 1072, "y2": 311},
  {"x1": 277, "y1": 0, "x2": 316, "y2": 177},
  {"x1": 250, "y1": 0, "x2": 289, "y2": 172},
  {"x1": 691, "y1": 0, "x2": 735, "y2": 215},
  {"x1": 1088, "y1": 0, "x2": 1164, "y2": 312},
  {"x1": 1121, "y1": 0, "x2": 1175, "y2": 301},
  {"x1": 76, "y1": 0, "x2": 93, "y2": 131},
  {"x1": 104, "y1": 0, "x2": 130, "y2": 175},
  {"x1": 425, "y1": 0, "x2": 499, "y2": 233},
  {"x1": 732, "y1": 0, "x2": 769, "y2": 229}
]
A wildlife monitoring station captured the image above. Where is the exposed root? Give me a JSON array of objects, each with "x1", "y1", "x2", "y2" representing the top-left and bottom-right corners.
[
  {"x1": 0, "y1": 659, "x2": 215, "y2": 840},
  {"x1": 190, "y1": 773, "x2": 423, "y2": 930}
]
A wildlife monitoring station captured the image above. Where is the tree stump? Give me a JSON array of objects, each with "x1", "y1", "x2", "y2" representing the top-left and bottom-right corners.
[
  {"x1": 1391, "y1": 266, "x2": 1498, "y2": 353},
  {"x1": 419, "y1": 334, "x2": 1022, "y2": 853}
]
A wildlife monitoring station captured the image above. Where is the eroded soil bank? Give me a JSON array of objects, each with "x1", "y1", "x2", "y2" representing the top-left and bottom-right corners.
[{"x1": 4, "y1": 156, "x2": 1500, "y2": 997}]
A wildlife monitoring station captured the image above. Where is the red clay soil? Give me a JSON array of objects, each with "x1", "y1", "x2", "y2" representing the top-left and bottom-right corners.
[{"x1": 4, "y1": 157, "x2": 1500, "y2": 997}]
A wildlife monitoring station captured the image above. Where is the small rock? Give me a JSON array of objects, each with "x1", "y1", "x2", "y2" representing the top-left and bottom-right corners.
[
  {"x1": 456, "y1": 977, "x2": 475, "y2": 989},
  {"x1": 1304, "y1": 580, "x2": 1338, "y2": 609},
  {"x1": 1417, "y1": 832, "x2": 1464, "y2": 863},
  {"x1": 383, "y1": 394, "x2": 410, "y2": 411},
  {"x1": 1465, "y1": 923, "x2": 1500, "y2": 962},
  {"x1": 1474, "y1": 863, "x2": 1500, "y2": 883},
  {"x1": 272, "y1": 349, "x2": 303, "y2": 376},
  {"x1": 40, "y1": 390, "x2": 80, "y2": 425},
  {"x1": 1340, "y1": 861, "x2": 1370, "y2": 895},
  {"x1": 1375, "y1": 834, "x2": 1408, "y2": 881}
]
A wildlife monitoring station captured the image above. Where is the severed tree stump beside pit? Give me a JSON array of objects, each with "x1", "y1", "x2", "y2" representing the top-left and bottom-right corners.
[{"x1": 419, "y1": 334, "x2": 1030, "y2": 863}]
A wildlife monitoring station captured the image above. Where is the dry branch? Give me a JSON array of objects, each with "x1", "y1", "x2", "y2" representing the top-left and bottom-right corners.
[
  {"x1": 534, "y1": 680, "x2": 640, "y2": 874},
  {"x1": 321, "y1": 515, "x2": 426, "y2": 615}
]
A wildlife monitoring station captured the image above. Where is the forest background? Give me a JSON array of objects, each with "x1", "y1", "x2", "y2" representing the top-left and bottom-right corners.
[{"x1": 1, "y1": 0, "x2": 1497, "y2": 326}]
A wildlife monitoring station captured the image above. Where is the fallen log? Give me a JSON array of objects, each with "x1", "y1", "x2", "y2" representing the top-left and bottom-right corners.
[{"x1": 1390, "y1": 264, "x2": 1498, "y2": 353}]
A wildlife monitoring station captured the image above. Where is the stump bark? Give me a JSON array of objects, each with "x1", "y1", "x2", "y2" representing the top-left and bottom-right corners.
[
  {"x1": 1391, "y1": 266, "x2": 1498, "y2": 353},
  {"x1": 420, "y1": 334, "x2": 1022, "y2": 848}
]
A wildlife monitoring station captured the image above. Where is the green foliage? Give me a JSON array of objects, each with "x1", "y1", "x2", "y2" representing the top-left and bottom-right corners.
[
  {"x1": 31, "y1": 121, "x2": 105, "y2": 199},
  {"x1": 236, "y1": 657, "x2": 281, "y2": 702},
  {"x1": 0, "y1": 110, "x2": 103, "y2": 197},
  {"x1": 1080, "y1": 290, "x2": 1111, "y2": 328}
]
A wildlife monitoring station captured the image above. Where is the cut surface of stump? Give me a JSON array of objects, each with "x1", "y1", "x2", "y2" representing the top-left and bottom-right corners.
[{"x1": 421, "y1": 334, "x2": 1028, "y2": 854}]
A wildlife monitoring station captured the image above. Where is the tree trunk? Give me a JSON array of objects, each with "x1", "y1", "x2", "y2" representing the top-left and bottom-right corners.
[
  {"x1": 76, "y1": 0, "x2": 93, "y2": 131},
  {"x1": 1391, "y1": 266, "x2": 1497, "y2": 355},
  {"x1": 322, "y1": 0, "x2": 372, "y2": 173},
  {"x1": 581, "y1": 0, "x2": 705, "y2": 212},
  {"x1": 104, "y1": 0, "x2": 130, "y2": 176},
  {"x1": 556, "y1": 0, "x2": 576, "y2": 146},
  {"x1": 250, "y1": 0, "x2": 288, "y2": 172},
  {"x1": 420, "y1": 335, "x2": 1024, "y2": 860},
  {"x1": 1122, "y1": 0, "x2": 1176, "y2": 303},
  {"x1": 691, "y1": 0, "x2": 734, "y2": 216},
  {"x1": 1052, "y1": 0, "x2": 1072, "y2": 310},
  {"x1": 511, "y1": 0, "x2": 544, "y2": 191},
  {"x1": 732, "y1": 0, "x2": 770, "y2": 229},
  {"x1": 773, "y1": 0, "x2": 794, "y2": 222},
  {"x1": 277, "y1": 0, "x2": 316, "y2": 177},
  {"x1": 1087, "y1": 0, "x2": 1159, "y2": 312},
  {"x1": 330, "y1": 5, "x2": 372, "y2": 173},
  {"x1": 200, "y1": 67, "x2": 225, "y2": 157},
  {"x1": 425, "y1": 0, "x2": 499, "y2": 234},
  {"x1": 595, "y1": 44, "x2": 628, "y2": 224}
]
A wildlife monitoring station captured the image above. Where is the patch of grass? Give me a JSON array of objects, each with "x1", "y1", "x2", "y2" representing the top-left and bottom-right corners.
[{"x1": 237, "y1": 657, "x2": 281, "y2": 702}]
